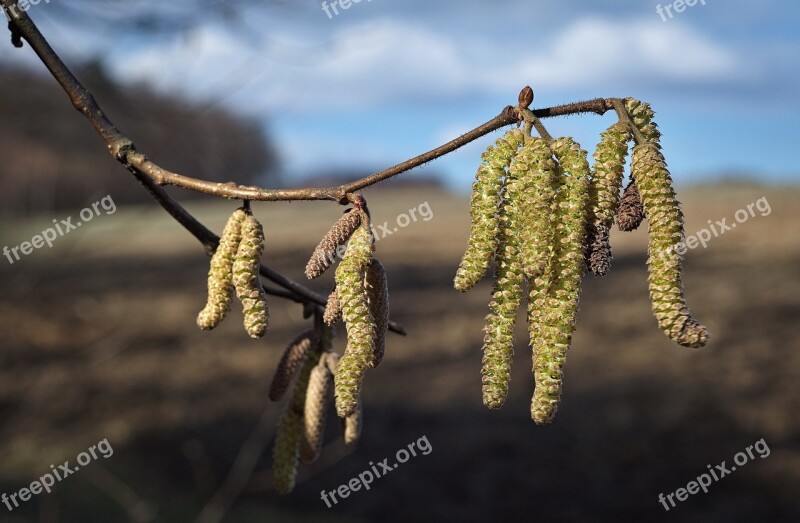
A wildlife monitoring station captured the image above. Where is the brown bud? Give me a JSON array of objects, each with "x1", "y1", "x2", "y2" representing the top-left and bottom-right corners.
[
  {"x1": 616, "y1": 180, "x2": 645, "y2": 232},
  {"x1": 518, "y1": 86, "x2": 534, "y2": 109}
]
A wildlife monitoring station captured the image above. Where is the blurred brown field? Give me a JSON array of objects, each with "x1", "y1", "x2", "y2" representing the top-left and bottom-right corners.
[{"x1": 0, "y1": 183, "x2": 798, "y2": 522}]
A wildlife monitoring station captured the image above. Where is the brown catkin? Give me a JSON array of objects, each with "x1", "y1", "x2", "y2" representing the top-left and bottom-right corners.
[
  {"x1": 323, "y1": 288, "x2": 343, "y2": 326},
  {"x1": 305, "y1": 210, "x2": 362, "y2": 279},
  {"x1": 233, "y1": 212, "x2": 269, "y2": 338},
  {"x1": 300, "y1": 358, "x2": 333, "y2": 464},
  {"x1": 269, "y1": 330, "x2": 314, "y2": 401},
  {"x1": 616, "y1": 180, "x2": 645, "y2": 232},
  {"x1": 586, "y1": 223, "x2": 612, "y2": 276},
  {"x1": 365, "y1": 259, "x2": 389, "y2": 368},
  {"x1": 197, "y1": 208, "x2": 246, "y2": 330},
  {"x1": 273, "y1": 346, "x2": 320, "y2": 494}
]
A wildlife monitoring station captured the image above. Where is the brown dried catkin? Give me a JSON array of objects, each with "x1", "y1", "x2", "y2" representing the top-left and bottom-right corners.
[
  {"x1": 305, "y1": 209, "x2": 362, "y2": 279},
  {"x1": 300, "y1": 358, "x2": 333, "y2": 464},
  {"x1": 269, "y1": 330, "x2": 314, "y2": 401}
]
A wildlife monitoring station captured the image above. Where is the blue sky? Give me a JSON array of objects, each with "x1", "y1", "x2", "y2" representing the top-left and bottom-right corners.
[{"x1": 3, "y1": 0, "x2": 799, "y2": 190}]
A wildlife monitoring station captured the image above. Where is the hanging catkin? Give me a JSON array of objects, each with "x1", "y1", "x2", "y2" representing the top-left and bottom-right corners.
[
  {"x1": 273, "y1": 346, "x2": 319, "y2": 494},
  {"x1": 529, "y1": 137, "x2": 590, "y2": 425},
  {"x1": 586, "y1": 122, "x2": 632, "y2": 276},
  {"x1": 233, "y1": 212, "x2": 269, "y2": 338},
  {"x1": 454, "y1": 129, "x2": 525, "y2": 292},
  {"x1": 300, "y1": 356, "x2": 333, "y2": 464},
  {"x1": 365, "y1": 259, "x2": 389, "y2": 368},
  {"x1": 480, "y1": 137, "x2": 527, "y2": 409},
  {"x1": 625, "y1": 98, "x2": 661, "y2": 145},
  {"x1": 631, "y1": 143, "x2": 709, "y2": 348},
  {"x1": 323, "y1": 288, "x2": 343, "y2": 326},
  {"x1": 306, "y1": 209, "x2": 362, "y2": 279},
  {"x1": 269, "y1": 330, "x2": 314, "y2": 401},
  {"x1": 333, "y1": 217, "x2": 376, "y2": 418},
  {"x1": 197, "y1": 208, "x2": 246, "y2": 330},
  {"x1": 616, "y1": 180, "x2": 645, "y2": 232}
]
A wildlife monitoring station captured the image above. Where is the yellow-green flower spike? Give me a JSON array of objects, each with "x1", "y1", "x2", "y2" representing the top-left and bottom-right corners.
[
  {"x1": 333, "y1": 218, "x2": 376, "y2": 418},
  {"x1": 516, "y1": 136, "x2": 560, "y2": 279},
  {"x1": 273, "y1": 343, "x2": 320, "y2": 494},
  {"x1": 529, "y1": 137, "x2": 590, "y2": 425},
  {"x1": 454, "y1": 129, "x2": 525, "y2": 292},
  {"x1": 480, "y1": 136, "x2": 527, "y2": 409},
  {"x1": 197, "y1": 208, "x2": 246, "y2": 330},
  {"x1": 625, "y1": 98, "x2": 661, "y2": 145},
  {"x1": 233, "y1": 212, "x2": 269, "y2": 339},
  {"x1": 300, "y1": 357, "x2": 332, "y2": 464},
  {"x1": 632, "y1": 143, "x2": 709, "y2": 348}
]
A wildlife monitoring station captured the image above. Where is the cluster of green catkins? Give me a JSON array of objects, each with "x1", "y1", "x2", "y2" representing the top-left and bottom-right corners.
[
  {"x1": 455, "y1": 100, "x2": 708, "y2": 423},
  {"x1": 197, "y1": 207, "x2": 268, "y2": 338}
]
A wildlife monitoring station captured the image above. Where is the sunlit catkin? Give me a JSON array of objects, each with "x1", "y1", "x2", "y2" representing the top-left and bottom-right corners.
[
  {"x1": 365, "y1": 259, "x2": 389, "y2": 368},
  {"x1": 625, "y1": 98, "x2": 661, "y2": 145},
  {"x1": 300, "y1": 357, "x2": 332, "y2": 464},
  {"x1": 334, "y1": 218, "x2": 376, "y2": 418},
  {"x1": 454, "y1": 129, "x2": 524, "y2": 292},
  {"x1": 273, "y1": 347, "x2": 319, "y2": 494},
  {"x1": 586, "y1": 122, "x2": 631, "y2": 276},
  {"x1": 305, "y1": 209, "x2": 362, "y2": 279},
  {"x1": 632, "y1": 143, "x2": 709, "y2": 348},
  {"x1": 197, "y1": 208, "x2": 246, "y2": 330},
  {"x1": 480, "y1": 137, "x2": 527, "y2": 409},
  {"x1": 529, "y1": 137, "x2": 590, "y2": 424},
  {"x1": 269, "y1": 330, "x2": 314, "y2": 401},
  {"x1": 516, "y1": 136, "x2": 559, "y2": 278},
  {"x1": 233, "y1": 212, "x2": 269, "y2": 338}
]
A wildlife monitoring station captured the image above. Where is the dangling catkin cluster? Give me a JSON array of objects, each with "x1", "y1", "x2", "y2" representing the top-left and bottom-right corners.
[
  {"x1": 197, "y1": 208, "x2": 246, "y2": 330},
  {"x1": 454, "y1": 97, "x2": 709, "y2": 424},
  {"x1": 197, "y1": 207, "x2": 269, "y2": 338}
]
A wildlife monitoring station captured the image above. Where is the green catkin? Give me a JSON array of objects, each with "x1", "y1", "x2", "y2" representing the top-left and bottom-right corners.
[
  {"x1": 333, "y1": 218, "x2": 376, "y2": 418},
  {"x1": 586, "y1": 123, "x2": 632, "y2": 276},
  {"x1": 273, "y1": 343, "x2": 320, "y2": 494},
  {"x1": 625, "y1": 98, "x2": 662, "y2": 145},
  {"x1": 631, "y1": 143, "x2": 710, "y2": 348},
  {"x1": 233, "y1": 212, "x2": 269, "y2": 338},
  {"x1": 197, "y1": 208, "x2": 246, "y2": 330},
  {"x1": 516, "y1": 137, "x2": 560, "y2": 279},
  {"x1": 480, "y1": 136, "x2": 527, "y2": 409},
  {"x1": 529, "y1": 137, "x2": 591, "y2": 424},
  {"x1": 454, "y1": 129, "x2": 525, "y2": 292}
]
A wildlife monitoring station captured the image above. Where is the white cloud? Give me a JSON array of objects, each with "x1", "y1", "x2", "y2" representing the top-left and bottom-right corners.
[{"x1": 107, "y1": 15, "x2": 740, "y2": 114}]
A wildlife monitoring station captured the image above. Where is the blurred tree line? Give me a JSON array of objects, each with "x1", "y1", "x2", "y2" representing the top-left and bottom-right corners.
[{"x1": 0, "y1": 61, "x2": 278, "y2": 216}]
